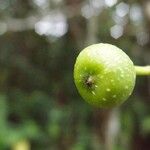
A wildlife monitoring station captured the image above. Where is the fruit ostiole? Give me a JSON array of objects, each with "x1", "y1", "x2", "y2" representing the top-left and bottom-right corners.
[{"x1": 74, "y1": 43, "x2": 150, "y2": 108}]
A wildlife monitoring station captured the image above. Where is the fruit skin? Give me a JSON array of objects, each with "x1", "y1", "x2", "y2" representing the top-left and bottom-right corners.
[{"x1": 74, "y1": 43, "x2": 136, "y2": 108}]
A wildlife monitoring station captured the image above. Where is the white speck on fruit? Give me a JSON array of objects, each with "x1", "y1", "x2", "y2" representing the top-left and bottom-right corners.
[
  {"x1": 121, "y1": 74, "x2": 124, "y2": 78},
  {"x1": 121, "y1": 71, "x2": 124, "y2": 74},
  {"x1": 111, "y1": 79, "x2": 114, "y2": 83},
  {"x1": 100, "y1": 75, "x2": 104, "y2": 79},
  {"x1": 104, "y1": 68, "x2": 109, "y2": 72},
  {"x1": 125, "y1": 86, "x2": 129, "y2": 89},
  {"x1": 113, "y1": 95, "x2": 116, "y2": 98},
  {"x1": 102, "y1": 98, "x2": 106, "y2": 101},
  {"x1": 95, "y1": 85, "x2": 98, "y2": 88},
  {"x1": 129, "y1": 92, "x2": 132, "y2": 96},
  {"x1": 79, "y1": 79, "x2": 82, "y2": 83},
  {"x1": 92, "y1": 91, "x2": 96, "y2": 95},
  {"x1": 106, "y1": 88, "x2": 111, "y2": 92}
]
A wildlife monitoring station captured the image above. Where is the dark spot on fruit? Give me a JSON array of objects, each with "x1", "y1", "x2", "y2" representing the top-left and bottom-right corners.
[{"x1": 85, "y1": 76, "x2": 94, "y2": 88}]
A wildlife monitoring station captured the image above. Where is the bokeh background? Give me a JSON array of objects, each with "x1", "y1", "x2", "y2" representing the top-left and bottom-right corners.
[{"x1": 0, "y1": 0, "x2": 150, "y2": 150}]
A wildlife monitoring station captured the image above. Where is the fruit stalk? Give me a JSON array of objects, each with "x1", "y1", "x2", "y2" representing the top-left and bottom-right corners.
[{"x1": 135, "y1": 66, "x2": 150, "y2": 76}]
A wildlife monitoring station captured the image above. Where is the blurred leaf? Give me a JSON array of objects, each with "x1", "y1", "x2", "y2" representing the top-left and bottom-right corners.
[{"x1": 141, "y1": 117, "x2": 150, "y2": 134}]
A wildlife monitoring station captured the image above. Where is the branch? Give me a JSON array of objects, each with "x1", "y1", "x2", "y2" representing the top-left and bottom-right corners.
[{"x1": 135, "y1": 66, "x2": 150, "y2": 76}]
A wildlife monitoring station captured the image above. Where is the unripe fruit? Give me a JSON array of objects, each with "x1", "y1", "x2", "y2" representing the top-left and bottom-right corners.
[{"x1": 74, "y1": 43, "x2": 136, "y2": 108}]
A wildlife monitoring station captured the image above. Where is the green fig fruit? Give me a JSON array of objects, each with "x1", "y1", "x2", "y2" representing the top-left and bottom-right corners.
[{"x1": 74, "y1": 43, "x2": 136, "y2": 108}]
